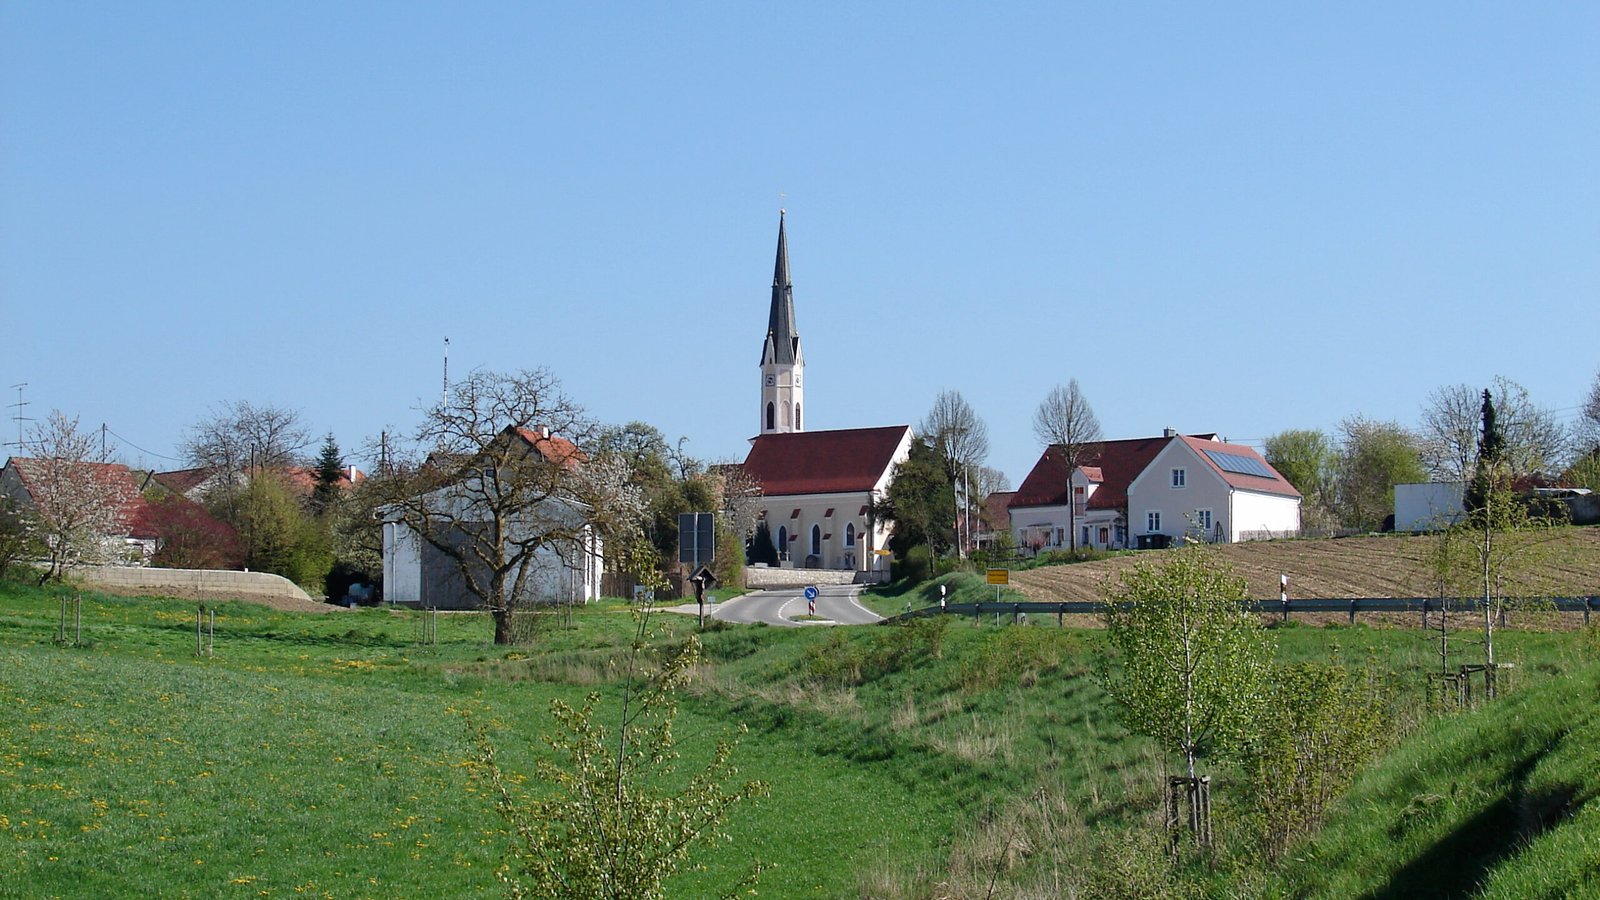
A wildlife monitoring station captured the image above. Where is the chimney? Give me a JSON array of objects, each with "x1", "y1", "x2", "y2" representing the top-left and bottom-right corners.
[
  {"x1": 1163, "y1": 427, "x2": 1176, "y2": 438},
  {"x1": 537, "y1": 424, "x2": 551, "y2": 439}
]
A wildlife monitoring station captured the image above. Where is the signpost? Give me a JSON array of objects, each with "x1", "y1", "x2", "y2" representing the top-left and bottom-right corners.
[
  {"x1": 986, "y1": 568, "x2": 1009, "y2": 603},
  {"x1": 677, "y1": 512, "x2": 715, "y2": 568},
  {"x1": 690, "y1": 566, "x2": 717, "y2": 628},
  {"x1": 804, "y1": 584, "x2": 818, "y2": 616}
]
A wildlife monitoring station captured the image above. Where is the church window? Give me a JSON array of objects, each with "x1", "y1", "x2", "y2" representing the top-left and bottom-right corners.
[
  {"x1": 766, "y1": 402, "x2": 775, "y2": 432},
  {"x1": 810, "y1": 524, "x2": 821, "y2": 558},
  {"x1": 794, "y1": 403, "x2": 801, "y2": 430},
  {"x1": 776, "y1": 526, "x2": 788, "y2": 559},
  {"x1": 845, "y1": 522, "x2": 856, "y2": 547}
]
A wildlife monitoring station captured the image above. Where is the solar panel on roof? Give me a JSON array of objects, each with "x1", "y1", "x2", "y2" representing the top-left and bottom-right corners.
[{"x1": 1203, "y1": 449, "x2": 1276, "y2": 479}]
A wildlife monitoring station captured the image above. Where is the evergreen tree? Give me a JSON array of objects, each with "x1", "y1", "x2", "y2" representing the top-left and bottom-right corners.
[
  {"x1": 872, "y1": 438, "x2": 956, "y2": 562},
  {"x1": 310, "y1": 433, "x2": 345, "y2": 516},
  {"x1": 1465, "y1": 389, "x2": 1505, "y2": 514},
  {"x1": 746, "y1": 520, "x2": 778, "y2": 567}
]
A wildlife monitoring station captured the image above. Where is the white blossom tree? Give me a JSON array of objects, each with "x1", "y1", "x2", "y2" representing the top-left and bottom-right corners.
[{"x1": 15, "y1": 411, "x2": 137, "y2": 582}]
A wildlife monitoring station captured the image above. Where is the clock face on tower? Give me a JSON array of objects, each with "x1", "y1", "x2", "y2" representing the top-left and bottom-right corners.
[
  {"x1": 764, "y1": 374, "x2": 775, "y2": 387},
  {"x1": 793, "y1": 374, "x2": 802, "y2": 387}
]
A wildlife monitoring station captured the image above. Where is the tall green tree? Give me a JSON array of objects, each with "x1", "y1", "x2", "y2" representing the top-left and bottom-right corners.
[
  {"x1": 872, "y1": 437, "x2": 956, "y2": 563},
  {"x1": 310, "y1": 433, "x2": 346, "y2": 517},
  {"x1": 1333, "y1": 416, "x2": 1426, "y2": 531},
  {"x1": 1264, "y1": 428, "x2": 1336, "y2": 526},
  {"x1": 1464, "y1": 389, "x2": 1505, "y2": 514},
  {"x1": 1101, "y1": 548, "x2": 1274, "y2": 782}
]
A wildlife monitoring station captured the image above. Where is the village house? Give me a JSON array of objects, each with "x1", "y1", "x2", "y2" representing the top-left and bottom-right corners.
[{"x1": 1009, "y1": 430, "x2": 1300, "y2": 552}]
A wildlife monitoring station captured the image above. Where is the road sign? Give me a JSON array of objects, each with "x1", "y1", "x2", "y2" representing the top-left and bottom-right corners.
[
  {"x1": 986, "y1": 569, "x2": 1010, "y2": 585},
  {"x1": 678, "y1": 512, "x2": 715, "y2": 565},
  {"x1": 803, "y1": 585, "x2": 819, "y2": 601},
  {"x1": 808, "y1": 597, "x2": 816, "y2": 616}
]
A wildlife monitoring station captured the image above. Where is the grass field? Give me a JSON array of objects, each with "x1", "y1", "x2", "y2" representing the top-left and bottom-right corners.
[{"x1": 3, "y1": 568, "x2": 1598, "y2": 898}]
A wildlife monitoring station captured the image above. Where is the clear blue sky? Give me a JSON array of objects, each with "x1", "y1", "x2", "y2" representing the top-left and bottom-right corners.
[{"x1": 4, "y1": 2, "x2": 1597, "y2": 486}]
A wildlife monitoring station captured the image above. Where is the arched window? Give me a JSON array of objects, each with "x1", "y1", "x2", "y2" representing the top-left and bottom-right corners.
[
  {"x1": 765, "y1": 402, "x2": 775, "y2": 431},
  {"x1": 794, "y1": 403, "x2": 801, "y2": 430},
  {"x1": 776, "y1": 526, "x2": 787, "y2": 559},
  {"x1": 810, "y1": 524, "x2": 822, "y2": 558},
  {"x1": 844, "y1": 522, "x2": 856, "y2": 547}
]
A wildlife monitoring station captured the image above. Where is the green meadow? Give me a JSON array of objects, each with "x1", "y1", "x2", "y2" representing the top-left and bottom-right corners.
[{"x1": 3, "y1": 575, "x2": 1598, "y2": 898}]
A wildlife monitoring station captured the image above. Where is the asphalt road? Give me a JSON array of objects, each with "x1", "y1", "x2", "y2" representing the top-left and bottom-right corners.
[{"x1": 712, "y1": 584, "x2": 883, "y2": 627}]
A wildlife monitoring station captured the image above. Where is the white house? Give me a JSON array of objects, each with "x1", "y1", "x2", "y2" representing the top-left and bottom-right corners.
[
  {"x1": 1126, "y1": 435, "x2": 1301, "y2": 544},
  {"x1": 1010, "y1": 431, "x2": 1300, "y2": 551},
  {"x1": 380, "y1": 426, "x2": 604, "y2": 608}
]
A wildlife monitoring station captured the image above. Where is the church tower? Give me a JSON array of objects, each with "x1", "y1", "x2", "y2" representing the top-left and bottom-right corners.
[{"x1": 759, "y1": 210, "x2": 804, "y2": 434}]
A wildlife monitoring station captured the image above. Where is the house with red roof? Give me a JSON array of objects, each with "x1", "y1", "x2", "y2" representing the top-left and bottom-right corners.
[
  {"x1": 738, "y1": 213, "x2": 912, "y2": 576},
  {"x1": 1, "y1": 456, "x2": 159, "y2": 566},
  {"x1": 1009, "y1": 430, "x2": 1300, "y2": 552}
]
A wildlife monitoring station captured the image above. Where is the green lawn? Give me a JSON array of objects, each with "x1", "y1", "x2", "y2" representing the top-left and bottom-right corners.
[{"x1": 3, "y1": 577, "x2": 1596, "y2": 898}]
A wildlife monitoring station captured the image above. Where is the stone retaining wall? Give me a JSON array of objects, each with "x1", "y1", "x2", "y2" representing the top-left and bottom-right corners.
[
  {"x1": 744, "y1": 566, "x2": 867, "y2": 589},
  {"x1": 67, "y1": 565, "x2": 321, "y2": 609}
]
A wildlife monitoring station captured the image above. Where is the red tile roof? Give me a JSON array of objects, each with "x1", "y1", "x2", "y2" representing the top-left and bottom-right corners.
[
  {"x1": 983, "y1": 491, "x2": 1015, "y2": 532},
  {"x1": 512, "y1": 427, "x2": 586, "y2": 469},
  {"x1": 742, "y1": 426, "x2": 912, "y2": 496},
  {"x1": 6, "y1": 457, "x2": 156, "y2": 539},
  {"x1": 1177, "y1": 436, "x2": 1300, "y2": 498},
  {"x1": 152, "y1": 466, "x2": 218, "y2": 496},
  {"x1": 1010, "y1": 436, "x2": 1179, "y2": 512}
]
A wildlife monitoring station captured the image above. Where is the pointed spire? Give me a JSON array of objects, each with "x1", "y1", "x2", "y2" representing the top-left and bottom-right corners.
[{"x1": 765, "y1": 210, "x2": 799, "y2": 365}]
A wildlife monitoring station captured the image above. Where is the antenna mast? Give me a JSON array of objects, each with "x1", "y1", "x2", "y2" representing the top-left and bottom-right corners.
[
  {"x1": 443, "y1": 336, "x2": 450, "y2": 403},
  {"x1": 7, "y1": 383, "x2": 30, "y2": 452}
]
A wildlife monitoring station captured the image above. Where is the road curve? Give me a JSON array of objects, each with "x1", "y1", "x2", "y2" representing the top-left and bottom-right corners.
[{"x1": 713, "y1": 584, "x2": 882, "y2": 627}]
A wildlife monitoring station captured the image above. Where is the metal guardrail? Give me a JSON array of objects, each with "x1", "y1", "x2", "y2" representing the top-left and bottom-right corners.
[{"x1": 887, "y1": 596, "x2": 1600, "y2": 626}]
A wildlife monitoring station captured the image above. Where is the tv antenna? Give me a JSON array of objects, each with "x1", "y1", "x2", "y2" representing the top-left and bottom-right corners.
[
  {"x1": 7, "y1": 383, "x2": 30, "y2": 451},
  {"x1": 443, "y1": 336, "x2": 450, "y2": 403}
]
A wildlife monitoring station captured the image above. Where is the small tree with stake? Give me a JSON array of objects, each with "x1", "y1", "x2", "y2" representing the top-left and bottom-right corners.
[
  {"x1": 1101, "y1": 547, "x2": 1273, "y2": 847},
  {"x1": 470, "y1": 540, "x2": 767, "y2": 899}
]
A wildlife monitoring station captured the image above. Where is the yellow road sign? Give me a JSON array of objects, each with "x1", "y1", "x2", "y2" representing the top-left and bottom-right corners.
[{"x1": 986, "y1": 568, "x2": 1009, "y2": 585}]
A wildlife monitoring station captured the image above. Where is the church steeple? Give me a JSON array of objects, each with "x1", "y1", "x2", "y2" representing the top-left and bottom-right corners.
[
  {"x1": 760, "y1": 210, "x2": 804, "y2": 434},
  {"x1": 764, "y1": 210, "x2": 800, "y2": 365}
]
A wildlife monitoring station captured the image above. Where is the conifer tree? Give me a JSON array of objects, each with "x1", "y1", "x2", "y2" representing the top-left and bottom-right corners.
[{"x1": 311, "y1": 433, "x2": 345, "y2": 516}]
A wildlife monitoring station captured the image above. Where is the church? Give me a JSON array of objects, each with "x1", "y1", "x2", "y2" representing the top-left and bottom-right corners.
[{"x1": 739, "y1": 212, "x2": 912, "y2": 577}]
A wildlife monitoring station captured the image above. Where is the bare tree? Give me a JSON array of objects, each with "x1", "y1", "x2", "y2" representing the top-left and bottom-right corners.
[
  {"x1": 1578, "y1": 369, "x2": 1600, "y2": 454},
  {"x1": 920, "y1": 390, "x2": 990, "y2": 556},
  {"x1": 11, "y1": 411, "x2": 138, "y2": 582},
  {"x1": 1418, "y1": 384, "x2": 1481, "y2": 483},
  {"x1": 1032, "y1": 379, "x2": 1103, "y2": 551},
  {"x1": 181, "y1": 400, "x2": 312, "y2": 477},
  {"x1": 1419, "y1": 378, "x2": 1569, "y2": 481},
  {"x1": 369, "y1": 369, "x2": 643, "y2": 645}
]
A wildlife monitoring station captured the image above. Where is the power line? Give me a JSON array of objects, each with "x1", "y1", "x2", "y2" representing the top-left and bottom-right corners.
[{"x1": 102, "y1": 425, "x2": 183, "y2": 463}]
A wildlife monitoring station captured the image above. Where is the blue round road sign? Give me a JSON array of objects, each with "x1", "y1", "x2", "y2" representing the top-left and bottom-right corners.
[{"x1": 803, "y1": 585, "x2": 819, "y2": 601}]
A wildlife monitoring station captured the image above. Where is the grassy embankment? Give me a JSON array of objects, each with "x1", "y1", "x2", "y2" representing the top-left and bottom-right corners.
[{"x1": 3, "y1": 570, "x2": 1598, "y2": 897}]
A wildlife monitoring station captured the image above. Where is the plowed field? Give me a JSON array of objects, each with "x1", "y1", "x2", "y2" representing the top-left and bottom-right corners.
[{"x1": 1010, "y1": 529, "x2": 1600, "y2": 602}]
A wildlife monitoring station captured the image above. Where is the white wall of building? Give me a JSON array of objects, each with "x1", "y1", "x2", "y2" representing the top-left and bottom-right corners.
[
  {"x1": 1128, "y1": 442, "x2": 1300, "y2": 543},
  {"x1": 756, "y1": 490, "x2": 885, "y2": 573},
  {"x1": 1395, "y1": 482, "x2": 1466, "y2": 532}
]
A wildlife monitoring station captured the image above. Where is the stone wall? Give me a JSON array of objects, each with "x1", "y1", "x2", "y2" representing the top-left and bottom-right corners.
[{"x1": 67, "y1": 565, "x2": 324, "y2": 611}]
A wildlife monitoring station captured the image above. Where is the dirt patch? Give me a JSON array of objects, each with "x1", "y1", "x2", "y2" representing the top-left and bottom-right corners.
[{"x1": 1011, "y1": 530, "x2": 1600, "y2": 604}]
